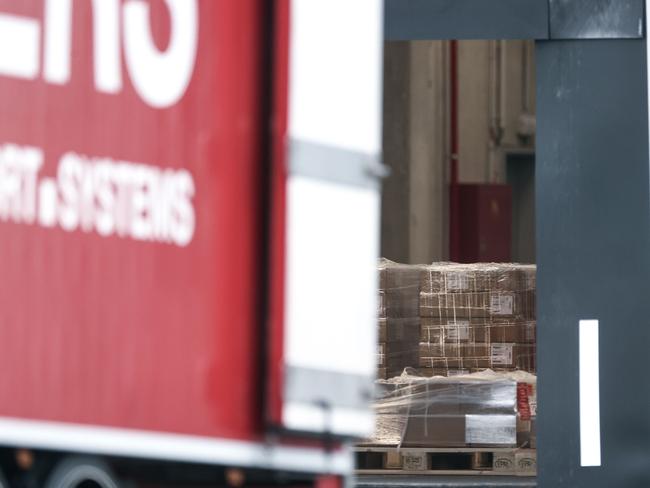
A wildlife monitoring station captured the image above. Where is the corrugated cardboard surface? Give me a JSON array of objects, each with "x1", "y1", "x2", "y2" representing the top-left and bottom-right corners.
[
  {"x1": 420, "y1": 263, "x2": 533, "y2": 294},
  {"x1": 419, "y1": 343, "x2": 536, "y2": 371},
  {"x1": 420, "y1": 291, "x2": 535, "y2": 320},
  {"x1": 421, "y1": 318, "x2": 536, "y2": 344},
  {"x1": 398, "y1": 378, "x2": 518, "y2": 447},
  {"x1": 378, "y1": 259, "x2": 422, "y2": 378}
]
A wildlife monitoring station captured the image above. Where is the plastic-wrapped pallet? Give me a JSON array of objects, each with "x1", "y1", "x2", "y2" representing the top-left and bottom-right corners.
[
  {"x1": 377, "y1": 259, "x2": 422, "y2": 379},
  {"x1": 368, "y1": 370, "x2": 536, "y2": 448}
]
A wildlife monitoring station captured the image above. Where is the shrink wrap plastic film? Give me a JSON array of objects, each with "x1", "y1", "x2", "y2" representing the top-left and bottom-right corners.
[
  {"x1": 418, "y1": 263, "x2": 536, "y2": 376},
  {"x1": 420, "y1": 263, "x2": 536, "y2": 320},
  {"x1": 421, "y1": 263, "x2": 536, "y2": 294},
  {"x1": 377, "y1": 259, "x2": 422, "y2": 378},
  {"x1": 369, "y1": 370, "x2": 537, "y2": 448}
]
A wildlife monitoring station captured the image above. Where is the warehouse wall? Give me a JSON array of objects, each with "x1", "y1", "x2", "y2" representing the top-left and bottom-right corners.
[{"x1": 381, "y1": 40, "x2": 536, "y2": 264}]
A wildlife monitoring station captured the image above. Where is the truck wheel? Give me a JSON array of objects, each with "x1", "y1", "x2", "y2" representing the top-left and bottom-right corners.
[{"x1": 44, "y1": 457, "x2": 122, "y2": 488}]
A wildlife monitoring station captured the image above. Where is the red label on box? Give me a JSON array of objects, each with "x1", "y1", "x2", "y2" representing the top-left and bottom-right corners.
[{"x1": 517, "y1": 382, "x2": 532, "y2": 420}]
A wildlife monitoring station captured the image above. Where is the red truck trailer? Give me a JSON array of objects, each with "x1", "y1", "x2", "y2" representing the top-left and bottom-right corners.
[{"x1": 0, "y1": 0, "x2": 384, "y2": 486}]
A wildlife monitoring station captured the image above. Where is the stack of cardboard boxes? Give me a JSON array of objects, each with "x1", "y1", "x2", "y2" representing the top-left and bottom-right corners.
[
  {"x1": 372, "y1": 262, "x2": 537, "y2": 451},
  {"x1": 377, "y1": 260, "x2": 421, "y2": 379},
  {"x1": 418, "y1": 263, "x2": 536, "y2": 376}
]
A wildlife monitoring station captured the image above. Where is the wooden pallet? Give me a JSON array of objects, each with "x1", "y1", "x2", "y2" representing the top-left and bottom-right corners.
[{"x1": 354, "y1": 445, "x2": 536, "y2": 476}]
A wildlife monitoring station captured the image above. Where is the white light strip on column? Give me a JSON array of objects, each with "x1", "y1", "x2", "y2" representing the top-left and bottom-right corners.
[
  {"x1": 282, "y1": 0, "x2": 383, "y2": 437},
  {"x1": 0, "y1": 14, "x2": 40, "y2": 80},
  {"x1": 579, "y1": 319, "x2": 601, "y2": 467}
]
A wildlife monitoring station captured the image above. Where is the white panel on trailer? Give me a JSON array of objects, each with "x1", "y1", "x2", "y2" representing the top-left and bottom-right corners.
[{"x1": 282, "y1": 0, "x2": 384, "y2": 438}]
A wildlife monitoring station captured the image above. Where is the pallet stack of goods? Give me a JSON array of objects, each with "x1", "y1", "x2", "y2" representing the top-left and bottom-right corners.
[
  {"x1": 419, "y1": 263, "x2": 536, "y2": 377},
  {"x1": 377, "y1": 260, "x2": 421, "y2": 379},
  {"x1": 358, "y1": 370, "x2": 537, "y2": 476},
  {"x1": 364, "y1": 261, "x2": 538, "y2": 476}
]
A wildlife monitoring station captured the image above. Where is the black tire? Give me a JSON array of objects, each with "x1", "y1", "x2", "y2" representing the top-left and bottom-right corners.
[{"x1": 44, "y1": 456, "x2": 123, "y2": 488}]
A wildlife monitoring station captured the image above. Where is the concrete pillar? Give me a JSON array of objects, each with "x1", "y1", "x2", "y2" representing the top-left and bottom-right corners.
[
  {"x1": 381, "y1": 41, "x2": 448, "y2": 264},
  {"x1": 408, "y1": 41, "x2": 448, "y2": 263},
  {"x1": 381, "y1": 41, "x2": 412, "y2": 264}
]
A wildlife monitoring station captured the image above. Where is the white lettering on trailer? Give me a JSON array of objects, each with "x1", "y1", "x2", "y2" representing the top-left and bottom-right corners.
[
  {"x1": 0, "y1": 145, "x2": 43, "y2": 223},
  {"x1": 44, "y1": 0, "x2": 122, "y2": 93},
  {"x1": 0, "y1": 14, "x2": 40, "y2": 80},
  {"x1": 1, "y1": 0, "x2": 199, "y2": 108},
  {"x1": 0, "y1": 142, "x2": 196, "y2": 247},
  {"x1": 123, "y1": 0, "x2": 199, "y2": 108}
]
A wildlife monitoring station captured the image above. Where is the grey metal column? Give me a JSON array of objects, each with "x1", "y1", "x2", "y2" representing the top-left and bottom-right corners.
[{"x1": 536, "y1": 37, "x2": 650, "y2": 487}]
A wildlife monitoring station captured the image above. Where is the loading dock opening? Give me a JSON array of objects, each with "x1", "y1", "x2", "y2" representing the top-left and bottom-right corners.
[{"x1": 375, "y1": 1, "x2": 650, "y2": 487}]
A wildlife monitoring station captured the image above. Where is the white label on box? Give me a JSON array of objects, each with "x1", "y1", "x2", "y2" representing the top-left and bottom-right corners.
[
  {"x1": 465, "y1": 414, "x2": 517, "y2": 445},
  {"x1": 490, "y1": 294, "x2": 514, "y2": 315},
  {"x1": 446, "y1": 272, "x2": 469, "y2": 291},
  {"x1": 491, "y1": 343, "x2": 513, "y2": 366},
  {"x1": 446, "y1": 321, "x2": 470, "y2": 341}
]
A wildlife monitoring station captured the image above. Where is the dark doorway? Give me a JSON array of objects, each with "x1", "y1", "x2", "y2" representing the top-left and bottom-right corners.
[{"x1": 507, "y1": 152, "x2": 535, "y2": 263}]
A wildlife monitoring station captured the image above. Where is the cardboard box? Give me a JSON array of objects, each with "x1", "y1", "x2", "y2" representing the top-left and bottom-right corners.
[
  {"x1": 517, "y1": 418, "x2": 532, "y2": 447},
  {"x1": 420, "y1": 263, "x2": 527, "y2": 294},
  {"x1": 379, "y1": 260, "x2": 423, "y2": 293},
  {"x1": 379, "y1": 288, "x2": 420, "y2": 318},
  {"x1": 379, "y1": 317, "x2": 420, "y2": 343},
  {"x1": 375, "y1": 377, "x2": 518, "y2": 447},
  {"x1": 519, "y1": 265, "x2": 536, "y2": 289},
  {"x1": 401, "y1": 379, "x2": 517, "y2": 447},
  {"x1": 530, "y1": 417, "x2": 537, "y2": 448},
  {"x1": 402, "y1": 414, "x2": 467, "y2": 447},
  {"x1": 420, "y1": 291, "x2": 535, "y2": 320},
  {"x1": 378, "y1": 260, "x2": 420, "y2": 319},
  {"x1": 382, "y1": 346, "x2": 420, "y2": 378},
  {"x1": 421, "y1": 318, "x2": 536, "y2": 344},
  {"x1": 419, "y1": 343, "x2": 536, "y2": 371},
  {"x1": 401, "y1": 412, "x2": 517, "y2": 447}
]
